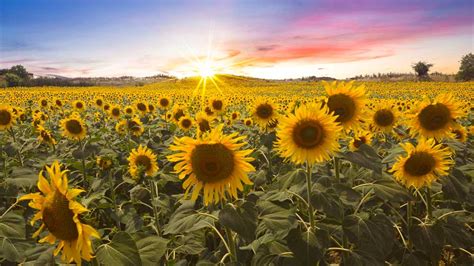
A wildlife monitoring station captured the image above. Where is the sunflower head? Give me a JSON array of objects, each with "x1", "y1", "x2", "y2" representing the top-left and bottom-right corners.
[
  {"x1": 109, "y1": 105, "x2": 121, "y2": 119},
  {"x1": 209, "y1": 98, "x2": 226, "y2": 114},
  {"x1": 252, "y1": 98, "x2": 279, "y2": 128},
  {"x1": 371, "y1": 104, "x2": 397, "y2": 133},
  {"x1": 349, "y1": 131, "x2": 373, "y2": 151},
  {"x1": 410, "y1": 94, "x2": 462, "y2": 140},
  {"x1": 0, "y1": 105, "x2": 16, "y2": 131},
  {"x1": 196, "y1": 112, "x2": 212, "y2": 134},
  {"x1": 168, "y1": 124, "x2": 255, "y2": 205},
  {"x1": 178, "y1": 116, "x2": 194, "y2": 131},
  {"x1": 244, "y1": 118, "x2": 253, "y2": 126},
  {"x1": 323, "y1": 81, "x2": 366, "y2": 131},
  {"x1": 96, "y1": 156, "x2": 113, "y2": 170},
  {"x1": 39, "y1": 98, "x2": 49, "y2": 108},
  {"x1": 95, "y1": 97, "x2": 104, "y2": 107},
  {"x1": 73, "y1": 100, "x2": 86, "y2": 111},
  {"x1": 275, "y1": 103, "x2": 342, "y2": 165},
  {"x1": 390, "y1": 138, "x2": 453, "y2": 189},
  {"x1": 128, "y1": 145, "x2": 159, "y2": 179},
  {"x1": 19, "y1": 161, "x2": 99, "y2": 265},
  {"x1": 159, "y1": 97, "x2": 171, "y2": 109},
  {"x1": 60, "y1": 113, "x2": 87, "y2": 140},
  {"x1": 38, "y1": 126, "x2": 57, "y2": 146},
  {"x1": 135, "y1": 101, "x2": 148, "y2": 113}
]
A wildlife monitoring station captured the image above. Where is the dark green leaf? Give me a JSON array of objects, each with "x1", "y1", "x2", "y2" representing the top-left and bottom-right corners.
[{"x1": 96, "y1": 232, "x2": 142, "y2": 266}]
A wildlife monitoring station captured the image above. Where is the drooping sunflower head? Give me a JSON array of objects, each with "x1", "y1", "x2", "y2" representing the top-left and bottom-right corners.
[
  {"x1": 275, "y1": 103, "x2": 342, "y2": 165},
  {"x1": 19, "y1": 161, "x2": 100, "y2": 265},
  {"x1": 168, "y1": 124, "x2": 255, "y2": 205},
  {"x1": 390, "y1": 138, "x2": 453, "y2": 189},
  {"x1": 178, "y1": 115, "x2": 194, "y2": 131},
  {"x1": 251, "y1": 98, "x2": 279, "y2": 128},
  {"x1": 322, "y1": 80, "x2": 366, "y2": 131},
  {"x1": 349, "y1": 130, "x2": 373, "y2": 151},
  {"x1": 196, "y1": 112, "x2": 212, "y2": 134},
  {"x1": 128, "y1": 145, "x2": 159, "y2": 179},
  {"x1": 60, "y1": 113, "x2": 87, "y2": 140},
  {"x1": 410, "y1": 93, "x2": 462, "y2": 140},
  {"x1": 0, "y1": 105, "x2": 16, "y2": 131},
  {"x1": 127, "y1": 117, "x2": 144, "y2": 136}
]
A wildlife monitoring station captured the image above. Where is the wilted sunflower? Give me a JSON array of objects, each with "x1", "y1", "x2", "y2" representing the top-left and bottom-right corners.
[
  {"x1": 390, "y1": 138, "x2": 453, "y2": 189},
  {"x1": 178, "y1": 116, "x2": 193, "y2": 131},
  {"x1": 410, "y1": 94, "x2": 462, "y2": 140},
  {"x1": 60, "y1": 113, "x2": 87, "y2": 140},
  {"x1": 19, "y1": 161, "x2": 99, "y2": 265},
  {"x1": 168, "y1": 124, "x2": 255, "y2": 205},
  {"x1": 349, "y1": 131, "x2": 373, "y2": 151},
  {"x1": 128, "y1": 145, "x2": 159, "y2": 179},
  {"x1": 370, "y1": 104, "x2": 397, "y2": 133},
  {"x1": 0, "y1": 105, "x2": 16, "y2": 131},
  {"x1": 275, "y1": 103, "x2": 342, "y2": 165},
  {"x1": 252, "y1": 99, "x2": 279, "y2": 128},
  {"x1": 322, "y1": 81, "x2": 366, "y2": 131}
]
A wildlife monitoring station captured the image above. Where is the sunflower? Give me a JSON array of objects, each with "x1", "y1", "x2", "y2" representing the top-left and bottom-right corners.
[
  {"x1": 410, "y1": 94, "x2": 462, "y2": 140},
  {"x1": 96, "y1": 156, "x2": 113, "y2": 171},
  {"x1": 209, "y1": 98, "x2": 226, "y2": 114},
  {"x1": 244, "y1": 118, "x2": 253, "y2": 127},
  {"x1": 230, "y1": 111, "x2": 240, "y2": 121},
  {"x1": 450, "y1": 124, "x2": 467, "y2": 142},
  {"x1": 60, "y1": 113, "x2": 87, "y2": 140},
  {"x1": 38, "y1": 126, "x2": 57, "y2": 146},
  {"x1": 124, "y1": 105, "x2": 134, "y2": 116},
  {"x1": 322, "y1": 81, "x2": 366, "y2": 131},
  {"x1": 73, "y1": 100, "x2": 86, "y2": 112},
  {"x1": 370, "y1": 104, "x2": 397, "y2": 133},
  {"x1": 109, "y1": 105, "x2": 121, "y2": 119},
  {"x1": 196, "y1": 112, "x2": 212, "y2": 134},
  {"x1": 178, "y1": 116, "x2": 193, "y2": 131},
  {"x1": 251, "y1": 98, "x2": 279, "y2": 128},
  {"x1": 0, "y1": 105, "x2": 16, "y2": 131},
  {"x1": 115, "y1": 120, "x2": 127, "y2": 135},
  {"x1": 135, "y1": 101, "x2": 148, "y2": 114},
  {"x1": 275, "y1": 103, "x2": 342, "y2": 165},
  {"x1": 158, "y1": 97, "x2": 171, "y2": 109},
  {"x1": 54, "y1": 98, "x2": 64, "y2": 108},
  {"x1": 168, "y1": 124, "x2": 255, "y2": 205},
  {"x1": 39, "y1": 98, "x2": 49, "y2": 109},
  {"x1": 172, "y1": 106, "x2": 186, "y2": 123},
  {"x1": 94, "y1": 97, "x2": 104, "y2": 108},
  {"x1": 349, "y1": 131, "x2": 372, "y2": 151},
  {"x1": 127, "y1": 117, "x2": 144, "y2": 136},
  {"x1": 128, "y1": 145, "x2": 159, "y2": 179},
  {"x1": 103, "y1": 103, "x2": 110, "y2": 112},
  {"x1": 390, "y1": 138, "x2": 453, "y2": 189},
  {"x1": 19, "y1": 161, "x2": 100, "y2": 265}
]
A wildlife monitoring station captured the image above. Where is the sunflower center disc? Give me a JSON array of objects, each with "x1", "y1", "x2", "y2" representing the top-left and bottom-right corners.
[
  {"x1": 65, "y1": 119, "x2": 83, "y2": 134},
  {"x1": 199, "y1": 120, "x2": 211, "y2": 132},
  {"x1": 0, "y1": 110, "x2": 12, "y2": 125},
  {"x1": 76, "y1": 102, "x2": 83, "y2": 109},
  {"x1": 96, "y1": 99, "x2": 103, "y2": 106},
  {"x1": 327, "y1": 93, "x2": 356, "y2": 123},
  {"x1": 292, "y1": 120, "x2": 325, "y2": 149},
  {"x1": 403, "y1": 152, "x2": 436, "y2": 176},
  {"x1": 418, "y1": 103, "x2": 451, "y2": 131},
  {"x1": 181, "y1": 119, "x2": 192, "y2": 128},
  {"x1": 41, "y1": 100, "x2": 48, "y2": 106},
  {"x1": 43, "y1": 192, "x2": 79, "y2": 241},
  {"x1": 353, "y1": 137, "x2": 366, "y2": 148},
  {"x1": 374, "y1": 109, "x2": 394, "y2": 127},
  {"x1": 112, "y1": 108, "x2": 120, "y2": 116},
  {"x1": 160, "y1": 98, "x2": 169, "y2": 107},
  {"x1": 256, "y1": 104, "x2": 273, "y2": 119},
  {"x1": 191, "y1": 143, "x2": 235, "y2": 183},
  {"x1": 174, "y1": 110, "x2": 184, "y2": 121},
  {"x1": 137, "y1": 103, "x2": 147, "y2": 111},
  {"x1": 135, "y1": 155, "x2": 152, "y2": 171},
  {"x1": 212, "y1": 101, "x2": 223, "y2": 110}
]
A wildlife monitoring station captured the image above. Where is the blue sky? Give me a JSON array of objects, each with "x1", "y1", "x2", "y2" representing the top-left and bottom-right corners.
[{"x1": 0, "y1": 0, "x2": 472, "y2": 78}]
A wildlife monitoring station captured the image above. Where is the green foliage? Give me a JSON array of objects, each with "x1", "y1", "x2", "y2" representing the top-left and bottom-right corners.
[
  {"x1": 412, "y1": 61, "x2": 433, "y2": 78},
  {"x1": 456, "y1": 53, "x2": 474, "y2": 81}
]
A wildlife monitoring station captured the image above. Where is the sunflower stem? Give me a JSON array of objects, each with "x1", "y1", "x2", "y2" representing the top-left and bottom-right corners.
[
  {"x1": 334, "y1": 157, "x2": 340, "y2": 183},
  {"x1": 108, "y1": 170, "x2": 120, "y2": 229},
  {"x1": 148, "y1": 179, "x2": 161, "y2": 236},
  {"x1": 225, "y1": 226, "x2": 237, "y2": 262},
  {"x1": 426, "y1": 187, "x2": 433, "y2": 221},
  {"x1": 305, "y1": 162, "x2": 315, "y2": 229},
  {"x1": 406, "y1": 200, "x2": 413, "y2": 251},
  {"x1": 79, "y1": 139, "x2": 87, "y2": 181}
]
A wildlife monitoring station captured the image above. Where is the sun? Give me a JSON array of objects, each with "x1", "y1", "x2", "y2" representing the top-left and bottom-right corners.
[{"x1": 198, "y1": 60, "x2": 216, "y2": 78}]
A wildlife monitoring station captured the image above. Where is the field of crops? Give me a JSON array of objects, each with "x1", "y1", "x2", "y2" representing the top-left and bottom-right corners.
[{"x1": 0, "y1": 78, "x2": 473, "y2": 265}]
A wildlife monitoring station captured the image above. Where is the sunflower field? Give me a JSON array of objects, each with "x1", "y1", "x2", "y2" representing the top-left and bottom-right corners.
[{"x1": 0, "y1": 79, "x2": 473, "y2": 265}]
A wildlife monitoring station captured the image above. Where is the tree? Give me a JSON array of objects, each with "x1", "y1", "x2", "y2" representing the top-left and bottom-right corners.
[
  {"x1": 4, "y1": 73, "x2": 22, "y2": 87},
  {"x1": 412, "y1": 61, "x2": 433, "y2": 78},
  {"x1": 456, "y1": 53, "x2": 474, "y2": 81},
  {"x1": 9, "y1": 65, "x2": 31, "y2": 80}
]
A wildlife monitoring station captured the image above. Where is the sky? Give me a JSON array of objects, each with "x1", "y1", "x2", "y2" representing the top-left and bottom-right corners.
[{"x1": 0, "y1": 0, "x2": 472, "y2": 79}]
